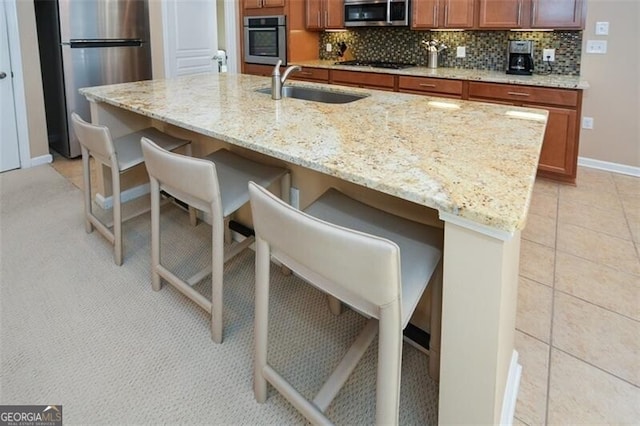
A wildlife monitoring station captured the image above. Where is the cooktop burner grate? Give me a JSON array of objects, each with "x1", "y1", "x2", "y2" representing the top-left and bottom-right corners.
[{"x1": 336, "y1": 60, "x2": 416, "y2": 70}]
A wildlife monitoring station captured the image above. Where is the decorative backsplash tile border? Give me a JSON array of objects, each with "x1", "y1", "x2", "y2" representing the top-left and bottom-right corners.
[{"x1": 319, "y1": 28, "x2": 582, "y2": 76}]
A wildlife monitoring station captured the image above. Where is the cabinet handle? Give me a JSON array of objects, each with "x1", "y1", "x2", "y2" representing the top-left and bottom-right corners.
[
  {"x1": 531, "y1": 1, "x2": 537, "y2": 26},
  {"x1": 325, "y1": 10, "x2": 329, "y2": 27},
  {"x1": 300, "y1": 71, "x2": 313, "y2": 76},
  {"x1": 517, "y1": 0, "x2": 522, "y2": 26},
  {"x1": 433, "y1": 4, "x2": 438, "y2": 27},
  {"x1": 258, "y1": 0, "x2": 262, "y2": 7},
  {"x1": 507, "y1": 91, "x2": 530, "y2": 97},
  {"x1": 573, "y1": 0, "x2": 578, "y2": 22},
  {"x1": 444, "y1": 4, "x2": 448, "y2": 26},
  {"x1": 419, "y1": 83, "x2": 436, "y2": 88},
  {"x1": 317, "y1": 11, "x2": 321, "y2": 27}
]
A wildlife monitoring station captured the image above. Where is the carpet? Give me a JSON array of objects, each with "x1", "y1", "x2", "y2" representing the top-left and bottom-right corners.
[{"x1": 0, "y1": 165, "x2": 438, "y2": 424}]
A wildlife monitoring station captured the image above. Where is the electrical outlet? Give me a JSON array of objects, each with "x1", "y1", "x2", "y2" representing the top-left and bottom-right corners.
[
  {"x1": 586, "y1": 40, "x2": 607, "y2": 54},
  {"x1": 582, "y1": 117, "x2": 594, "y2": 129},
  {"x1": 595, "y1": 21, "x2": 609, "y2": 35},
  {"x1": 325, "y1": 43, "x2": 332, "y2": 53},
  {"x1": 290, "y1": 187, "x2": 300, "y2": 209},
  {"x1": 543, "y1": 48, "x2": 555, "y2": 62},
  {"x1": 456, "y1": 46, "x2": 466, "y2": 58}
]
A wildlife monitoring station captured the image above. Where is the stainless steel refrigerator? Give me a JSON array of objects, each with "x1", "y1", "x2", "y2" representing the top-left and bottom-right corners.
[{"x1": 35, "y1": 0, "x2": 152, "y2": 158}]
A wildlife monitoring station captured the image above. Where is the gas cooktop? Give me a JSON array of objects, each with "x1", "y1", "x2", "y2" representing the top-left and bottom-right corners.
[{"x1": 336, "y1": 60, "x2": 416, "y2": 70}]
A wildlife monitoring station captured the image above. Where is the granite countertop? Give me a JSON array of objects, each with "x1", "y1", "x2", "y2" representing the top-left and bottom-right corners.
[
  {"x1": 80, "y1": 73, "x2": 548, "y2": 234},
  {"x1": 292, "y1": 60, "x2": 589, "y2": 90}
]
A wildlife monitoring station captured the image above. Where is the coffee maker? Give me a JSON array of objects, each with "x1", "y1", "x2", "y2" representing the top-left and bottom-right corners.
[{"x1": 506, "y1": 40, "x2": 534, "y2": 75}]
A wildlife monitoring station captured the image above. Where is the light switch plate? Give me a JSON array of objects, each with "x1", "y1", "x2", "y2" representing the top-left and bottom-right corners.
[
  {"x1": 595, "y1": 21, "x2": 609, "y2": 35},
  {"x1": 582, "y1": 117, "x2": 594, "y2": 129},
  {"x1": 586, "y1": 40, "x2": 607, "y2": 54},
  {"x1": 543, "y1": 48, "x2": 555, "y2": 62},
  {"x1": 456, "y1": 46, "x2": 466, "y2": 58},
  {"x1": 325, "y1": 43, "x2": 332, "y2": 52}
]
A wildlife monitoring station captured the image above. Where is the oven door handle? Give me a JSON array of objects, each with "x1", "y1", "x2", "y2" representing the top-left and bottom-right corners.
[
  {"x1": 247, "y1": 27, "x2": 277, "y2": 32},
  {"x1": 386, "y1": 0, "x2": 392, "y2": 24}
]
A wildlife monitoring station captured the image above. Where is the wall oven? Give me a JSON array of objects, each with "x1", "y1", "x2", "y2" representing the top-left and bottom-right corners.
[
  {"x1": 243, "y1": 15, "x2": 286, "y2": 66},
  {"x1": 344, "y1": 0, "x2": 409, "y2": 27}
]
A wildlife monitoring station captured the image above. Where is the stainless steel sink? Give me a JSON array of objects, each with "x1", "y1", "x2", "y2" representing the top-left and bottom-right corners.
[{"x1": 256, "y1": 86, "x2": 367, "y2": 104}]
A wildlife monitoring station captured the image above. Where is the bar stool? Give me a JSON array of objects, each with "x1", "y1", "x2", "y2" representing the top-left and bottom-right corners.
[
  {"x1": 248, "y1": 183, "x2": 443, "y2": 425},
  {"x1": 140, "y1": 137, "x2": 290, "y2": 343},
  {"x1": 71, "y1": 113, "x2": 192, "y2": 266}
]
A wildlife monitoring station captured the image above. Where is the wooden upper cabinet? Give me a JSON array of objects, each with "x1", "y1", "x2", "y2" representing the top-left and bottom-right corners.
[
  {"x1": 477, "y1": 0, "x2": 525, "y2": 28},
  {"x1": 412, "y1": 0, "x2": 474, "y2": 29},
  {"x1": 244, "y1": 0, "x2": 285, "y2": 11},
  {"x1": 530, "y1": 0, "x2": 585, "y2": 29},
  {"x1": 306, "y1": 0, "x2": 344, "y2": 30}
]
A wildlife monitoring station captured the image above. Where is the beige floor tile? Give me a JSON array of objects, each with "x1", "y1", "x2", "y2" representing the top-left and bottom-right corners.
[
  {"x1": 559, "y1": 182, "x2": 624, "y2": 212},
  {"x1": 520, "y1": 240, "x2": 555, "y2": 287},
  {"x1": 513, "y1": 417, "x2": 528, "y2": 426},
  {"x1": 555, "y1": 251, "x2": 640, "y2": 321},
  {"x1": 622, "y1": 195, "x2": 640, "y2": 243},
  {"x1": 533, "y1": 178, "x2": 559, "y2": 196},
  {"x1": 557, "y1": 223, "x2": 640, "y2": 276},
  {"x1": 613, "y1": 173, "x2": 640, "y2": 196},
  {"x1": 552, "y1": 292, "x2": 640, "y2": 386},
  {"x1": 515, "y1": 331, "x2": 549, "y2": 426},
  {"x1": 522, "y1": 213, "x2": 556, "y2": 248},
  {"x1": 529, "y1": 191, "x2": 558, "y2": 219},
  {"x1": 574, "y1": 167, "x2": 617, "y2": 192},
  {"x1": 547, "y1": 349, "x2": 640, "y2": 425},
  {"x1": 517, "y1": 277, "x2": 553, "y2": 342},
  {"x1": 558, "y1": 197, "x2": 632, "y2": 240}
]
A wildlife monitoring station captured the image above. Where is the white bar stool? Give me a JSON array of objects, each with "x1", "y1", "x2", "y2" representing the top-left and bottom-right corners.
[
  {"x1": 71, "y1": 112, "x2": 192, "y2": 266},
  {"x1": 248, "y1": 183, "x2": 443, "y2": 425},
  {"x1": 141, "y1": 138, "x2": 290, "y2": 343}
]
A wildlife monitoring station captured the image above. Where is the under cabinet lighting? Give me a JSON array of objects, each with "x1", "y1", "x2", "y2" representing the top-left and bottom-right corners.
[
  {"x1": 510, "y1": 29, "x2": 553, "y2": 31},
  {"x1": 428, "y1": 101, "x2": 461, "y2": 109},
  {"x1": 430, "y1": 29, "x2": 465, "y2": 32},
  {"x1": 505, "y1": 110, "x2": 547, "y2": 121}
]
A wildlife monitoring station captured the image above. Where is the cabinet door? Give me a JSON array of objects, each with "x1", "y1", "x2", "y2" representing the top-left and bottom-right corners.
[
  {"x1": 263, "y1": 0, "x2": 286, "y2": 7},
  {"x1": 412, "y1": 0, "x2": 439, "y2": 29},
  {"x1": 478, "y1": 0, "x2": 524, "y2": 28},
  {"x1": 442, "y1": 0, "x2": 475, "y2": 28},
  {"x1": 529, "y1": 104, "x2": 577, "y2": 178},
  {"x1": 324, "y1": 0, "x2": 344, "y2": 29},
  {"x1": 306, "y1": 0, "x2": 323, "y2": 29},
  {"x1": 531, "y1": 0, "x2": 584, "y2": 29},
  {"x1": 244, "y1": 0, "x2": 263, "y2": 10}
]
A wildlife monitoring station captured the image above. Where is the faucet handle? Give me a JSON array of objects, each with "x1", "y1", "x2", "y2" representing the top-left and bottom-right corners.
[{"x1": 272, "y1": 60, "x2": 282, "y2": 76}]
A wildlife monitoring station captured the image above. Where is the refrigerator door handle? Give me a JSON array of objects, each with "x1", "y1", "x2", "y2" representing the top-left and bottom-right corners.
[{"x1": 67, "y1": 39, "x2": 144, "y2": 48}]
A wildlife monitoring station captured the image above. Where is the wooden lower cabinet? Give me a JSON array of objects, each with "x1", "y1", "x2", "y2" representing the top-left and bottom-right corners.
[
  {"x1": 469, "y1": 81, "x2": 581, "y2": 183},
  {"x1": 398, "y1": 76, "x2": 463, "y2": 98},
  {"x1": 288, "y1": 66, "x2": 330, "y2": 83},
  {"x1": 243, "y1": 63, "x2": 274, "y2": 77},
  {"x1": 330, "y1": 70, "x2": 395, "y2": 91},
  {"x1": 530, "y1": 105, "x2": 578, "y2": 180}
]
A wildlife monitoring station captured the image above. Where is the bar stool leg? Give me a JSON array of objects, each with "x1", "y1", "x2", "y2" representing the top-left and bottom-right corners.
[
  {"x1": 150, "y1": 177, "x2": 162, "y2": 291},
  {"x1": 111, "y1": 159, "x2": 123, "y2": 266},
  {"x1": 81, "y1": 147, "x2": 93, "y2": 234},
  {"x1": 184, "y1": 143, "x2": 198, "y2": 226},
  {"x1": 376, "y1": 305, "x2": 402, "y2": 425},
  {"x1": 254, "y1": 236, "x2": 270, "y2": 403},
  {"x1": 211, "y1": 215, "x2": 225, "y2": 344}
]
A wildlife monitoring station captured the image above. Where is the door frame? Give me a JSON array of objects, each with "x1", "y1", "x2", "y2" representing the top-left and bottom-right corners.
[{"x1": 4, "y1": 0, "x2": 33, "y2": 168}]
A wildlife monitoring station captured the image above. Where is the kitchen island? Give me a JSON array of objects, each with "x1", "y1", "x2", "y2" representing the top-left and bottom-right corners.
[{"x1": 80, "y1": 72, "x2": 548, "y2": 424}]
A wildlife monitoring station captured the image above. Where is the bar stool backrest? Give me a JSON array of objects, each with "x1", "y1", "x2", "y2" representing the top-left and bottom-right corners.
[{"x1": 70, "y1": 113, "x2": 115, "y2": 165}]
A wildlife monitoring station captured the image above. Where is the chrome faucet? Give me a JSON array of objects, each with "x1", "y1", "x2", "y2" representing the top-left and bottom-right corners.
[{"x1": 271, "y1": 60, "x2": 301, "y2": 100}]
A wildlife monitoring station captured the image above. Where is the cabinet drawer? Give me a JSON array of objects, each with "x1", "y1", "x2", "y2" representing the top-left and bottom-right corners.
[
  {"x1": 290, "y1": 67, "x2": 330, "y2": 82},
  {"x1": 398, "y1": 76, "x2": 463, "y2": 95},
  {"x1": 243, "y1": 63, "x2": 273, "y2": 77},
  {"x1": 331, "y1": 70, "x2": 395, "y2": 89},
  {"x1": 468, "y1": 82, "x2": 578, "y2": 107}
]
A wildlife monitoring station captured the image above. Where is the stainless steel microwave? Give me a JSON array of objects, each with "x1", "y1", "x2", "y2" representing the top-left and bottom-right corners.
[
  {"x1": 243, "y1": 15, "x2": 286, "y2": 66},
  {"x1": 344, "y1": 0, "x2": 409, "y2": 27}
]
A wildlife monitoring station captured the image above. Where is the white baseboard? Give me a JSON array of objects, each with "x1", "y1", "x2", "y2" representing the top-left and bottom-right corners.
[
  {"x1": 95, "y1": 183, "x2": 150, "y2": 210},
  {"x1": 578, "y1": 157, "x2": 640, "y2": 177},
  {"x1": 29, "y1": 154, "x2": 53, "y2": 168},
  {"x1": 500, "y1": 350, "x2": 522, "y2": 426}
]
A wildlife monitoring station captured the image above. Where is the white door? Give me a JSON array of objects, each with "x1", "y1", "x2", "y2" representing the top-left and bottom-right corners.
[
  {"x1": 0, "y1": 1, "x2": 20, "y2": 172},
  {"x1": 163, "y1": 0, "x2": 218, "y2": 78}
]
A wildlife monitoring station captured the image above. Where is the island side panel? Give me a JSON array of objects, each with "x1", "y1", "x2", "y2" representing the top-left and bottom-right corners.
[{"x1": 438, "y1": 222, "x2": 521, "y2": 424}]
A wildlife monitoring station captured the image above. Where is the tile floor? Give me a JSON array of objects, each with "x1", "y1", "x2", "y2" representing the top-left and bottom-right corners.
[{"x1": 49, "y1": 153, "x2": 640, "y2": 424}]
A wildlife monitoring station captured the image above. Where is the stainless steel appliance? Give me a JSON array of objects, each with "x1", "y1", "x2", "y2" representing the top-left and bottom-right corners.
[
  {"x1": 34, "y1": 0, "x2": 152, "y2": 158},
  {"x1": 243, "y1": 15, "x2": 287, "y2": 66},
  {"x1": 506, "y1": 40, "x2": 534, "y2": 76},
  {"x1": 344, "y1": 0, "x2": 409, "y2": 27}
]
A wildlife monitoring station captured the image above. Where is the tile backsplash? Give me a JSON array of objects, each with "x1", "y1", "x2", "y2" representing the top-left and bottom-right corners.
[{"x1": 319, "y1": 29, "x2": 582, "y2": 76}]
